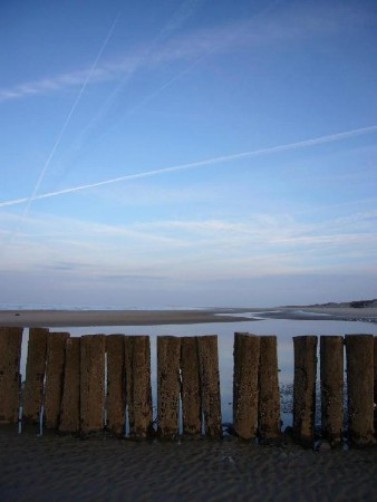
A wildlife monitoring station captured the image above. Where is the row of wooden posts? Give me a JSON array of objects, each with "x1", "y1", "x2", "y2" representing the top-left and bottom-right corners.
[{"x1": 0, "y1": 327, "x2": 376, "y2": 446}]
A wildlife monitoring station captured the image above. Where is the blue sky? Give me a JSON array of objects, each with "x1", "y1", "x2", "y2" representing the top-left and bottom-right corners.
[{"x1": 0, "y1": 0, "x2": 376, "y2": 308}]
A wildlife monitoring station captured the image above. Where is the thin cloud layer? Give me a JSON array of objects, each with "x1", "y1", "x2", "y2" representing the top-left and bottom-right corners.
[
  {"x1": 0, "y1": 2, "x2": 368, "y2": 103},
  {"x1": 1, "y1": 205, "x2": 375, "y2": 281}
]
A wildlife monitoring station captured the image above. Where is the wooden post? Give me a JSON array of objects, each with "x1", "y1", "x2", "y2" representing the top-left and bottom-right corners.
[
  {"x1": 157, "y1": 336, "x2": 181, "y2": 438},
  {"x1": 80, "y1": 335, "x2": 106, "y2": 434},
  {"x1": 374, "y1": 337, "x2": 377, "y2": 435},
  {"x1": 23, "y1": 328, "x2": 49, "y2": 425},
  {"x1": 198, "y1": 335, "x2": 222, "y2": 438},
  {"x1": 124, "y1": 336, "x2": 134, "y2": 435},
  {"x1": 259, "y1": 336, "x2": 281, "y2": 439},
  {"x1": 44, "y1": 332, "x2": 69, "y2": 429},
  {"x1": 233, "y1": 333, "x2": 260, "y2": 440},
  {"x1": 181, "y1": 337, "x2": 201, "y2": 436},
  {"x1": 0, "y1": 327, "x2": 23, "y2": 424},
  {"x1": 106, "y1": 335, "x2": 126, "y2": 437},
  {"x1": 293, "y1": 336, "x2": 318, "y2": 446},
  {"x1": 59, "y1": 337, "x2": 81, "y2": 433},
  {"x1": 320, "y1": 336, "x2": 344, "y2": 445},
  {"x1": 345, "y1": 335, "x2": 375, "y2": 446},
  {"x1": 124, "y1": 336, "x2": 153, "y2": 438}
]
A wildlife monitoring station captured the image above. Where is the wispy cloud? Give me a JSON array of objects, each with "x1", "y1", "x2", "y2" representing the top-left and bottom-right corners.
[
  {"x1": 138, "y1": 210, "x2": 377, "y2": 246},
  {"x1": 0, "y1": 52, "x2": 139, "y2": 104},
  {"x1": 1, "y1": 124, "x2": 376, "y2": 209},
  {"x1": 0, "y1": 2, "x2": 367, "y2": 103},
  {"x1": 1, "y1": 203, "x2": 376, "y2": 281}
]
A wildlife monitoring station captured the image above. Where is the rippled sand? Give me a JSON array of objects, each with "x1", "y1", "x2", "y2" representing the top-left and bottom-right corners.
[{"x1": 1, "y1": 427, "x2": 377, "y2": 501}]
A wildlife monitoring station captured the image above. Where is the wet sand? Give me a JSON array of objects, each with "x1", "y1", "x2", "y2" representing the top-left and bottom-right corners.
[
  {"x1": 256, "y1": 306, "x2": 377, "y2": 323},
  {"x1": 1, "y1": 427, "x2": 377, "y2": 501},
  {"x1": 0, "y1": 306, "x2": 376, "y2": 327},
  {"x1": 0, "y1": 309, "x2": 253, "y2": 327}
]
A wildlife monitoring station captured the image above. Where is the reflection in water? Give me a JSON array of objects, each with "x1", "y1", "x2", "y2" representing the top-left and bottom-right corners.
[{"x1": 19, "y1": 319, "x2": 376, "y2": 431}]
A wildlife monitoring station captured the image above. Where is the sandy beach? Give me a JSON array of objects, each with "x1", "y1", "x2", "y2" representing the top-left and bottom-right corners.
[
  {"x1": 256, "y1": 306, "x2": 377, "y2": 323},
  {"x1": 1, "y1": 304, "x2": 377, "y2": 500},
  {"x1": 0, "y1": 308, "x2": 254, "y2": 327},
  {"x1": 0, "y1": 427, "x2": 376, "y2": 501},
  {"x1": 0, "y1": 305, "x2": 376, "y2": 327}
]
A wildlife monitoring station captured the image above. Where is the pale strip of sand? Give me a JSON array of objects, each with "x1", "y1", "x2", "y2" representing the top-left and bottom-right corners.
[
  {"x1": 1, "y1": 428, "x2": 377, "y2": 501},
  {"x1": 258, "y1": 306, "x2": 377, "y2": 323},
  {"x1": 0, "y1": 306, "x2": 376, "y2": 328},
  {"x1": 303, "y1": 306, "x2": 377, "y2": 321},
  {"x1": 0, "y1": 308, "x2": 254, "y2": 328}
]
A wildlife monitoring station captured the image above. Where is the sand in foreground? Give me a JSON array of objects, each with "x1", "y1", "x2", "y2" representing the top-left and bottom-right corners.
[{"x1": 1, "y1": 428, "x2": 377, "y2": 501}]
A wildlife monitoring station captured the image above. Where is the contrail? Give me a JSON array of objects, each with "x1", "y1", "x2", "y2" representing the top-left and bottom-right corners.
[
  {"x1": 18, "y1": 13, "x2": 120, "y2": 224},
  {"x1": 71, "y1": 1, "x2": 207, "y2": 156},
  {"x1": 1, "y1": 124, "x2": 376, "y2": 209}
]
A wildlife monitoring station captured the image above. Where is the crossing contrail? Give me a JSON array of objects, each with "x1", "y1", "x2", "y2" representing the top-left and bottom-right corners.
[
  {"x1": 1, "y1": 124, "x2": 376, "y2": 209},
  {"x1": 17, "y1": 13, "x2": 120, "y2": 223}
]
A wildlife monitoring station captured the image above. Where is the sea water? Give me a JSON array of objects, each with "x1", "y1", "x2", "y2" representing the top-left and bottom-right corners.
[{"x1": 18, "y1": 317, "x2": 377, "y2": 429}]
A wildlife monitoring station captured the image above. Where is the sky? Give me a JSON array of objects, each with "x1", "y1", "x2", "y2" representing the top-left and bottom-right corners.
[{"x1": 0, "y1": 0, "x2": 376, "y2": 309}]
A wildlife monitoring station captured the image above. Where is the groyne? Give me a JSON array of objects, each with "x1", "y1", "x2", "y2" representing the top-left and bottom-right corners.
[{"x1": 0, "y1": 327, "x2": 376, "y2": 447}]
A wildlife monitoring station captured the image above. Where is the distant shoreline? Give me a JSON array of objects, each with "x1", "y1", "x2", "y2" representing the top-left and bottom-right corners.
[
  {"x1": 0, "y1": 305, "x2": 376, "y2": 327},
  {"x1": 0, "y1": 308, "x2": 253, "y2": 327}
]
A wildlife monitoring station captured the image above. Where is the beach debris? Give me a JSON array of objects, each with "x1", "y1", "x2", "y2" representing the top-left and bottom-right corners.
[{"x1": 314, "y1": 440, "x2": 332, "y2": 452}]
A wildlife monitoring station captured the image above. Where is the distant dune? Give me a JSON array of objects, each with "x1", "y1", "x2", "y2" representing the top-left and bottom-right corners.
[{"x1": 284, "y1": 299, "x2": 377, "y2": 309}]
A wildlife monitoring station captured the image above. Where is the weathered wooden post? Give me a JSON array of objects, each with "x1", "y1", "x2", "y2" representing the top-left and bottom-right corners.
[
  {"x1": 233, "y1": 333, "x2": 260, "y2": 440},
  {"x1": 345, "y1": 335, "x2": 375, "y2": 446},
  {"x1": 80, "y1": 335, "x2": 106, "y2": 434},
  {"x1": 181, "y1": 336, "x2": 201, "y2": 436},
  {"x1": 374, "y1": 337, "x2": 377, "y2": 435},
  {"x1": 320, "y1": 336, "x2": 344, "y2": 445},
  {"x1": 157, "y1": 336, "x2": 181, "y2": 438},
  {"x1": 293, "y1": 336, "x2": 318, "y2": 446},
  {"x1": 106, "y1": 335, "x2": 126, "y2": 437},
  {"x1": 124, "y1": 335, "x2": 134, "y2": 435},
  {"x1": 124, "y1": 336, "x2": 153, "y2": 438},
  {"x1": 59, "y1": 337, "x2": 81, "y2": 433},
  {"x1": 23, "y1": 328, "x2": 49, "y2": 425},
  {"x1": 0, "y1": 327, "x2": 23, "y2": 424},
  {"x1": 44, "y1": 332, "x2": 69, "y2": 429},
  {"x1": 198, "y1": 335, "x2": 222, "y2": 438},
  {"x1": 259, "y1": 336, "x2": 281, "y2": 439}
]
